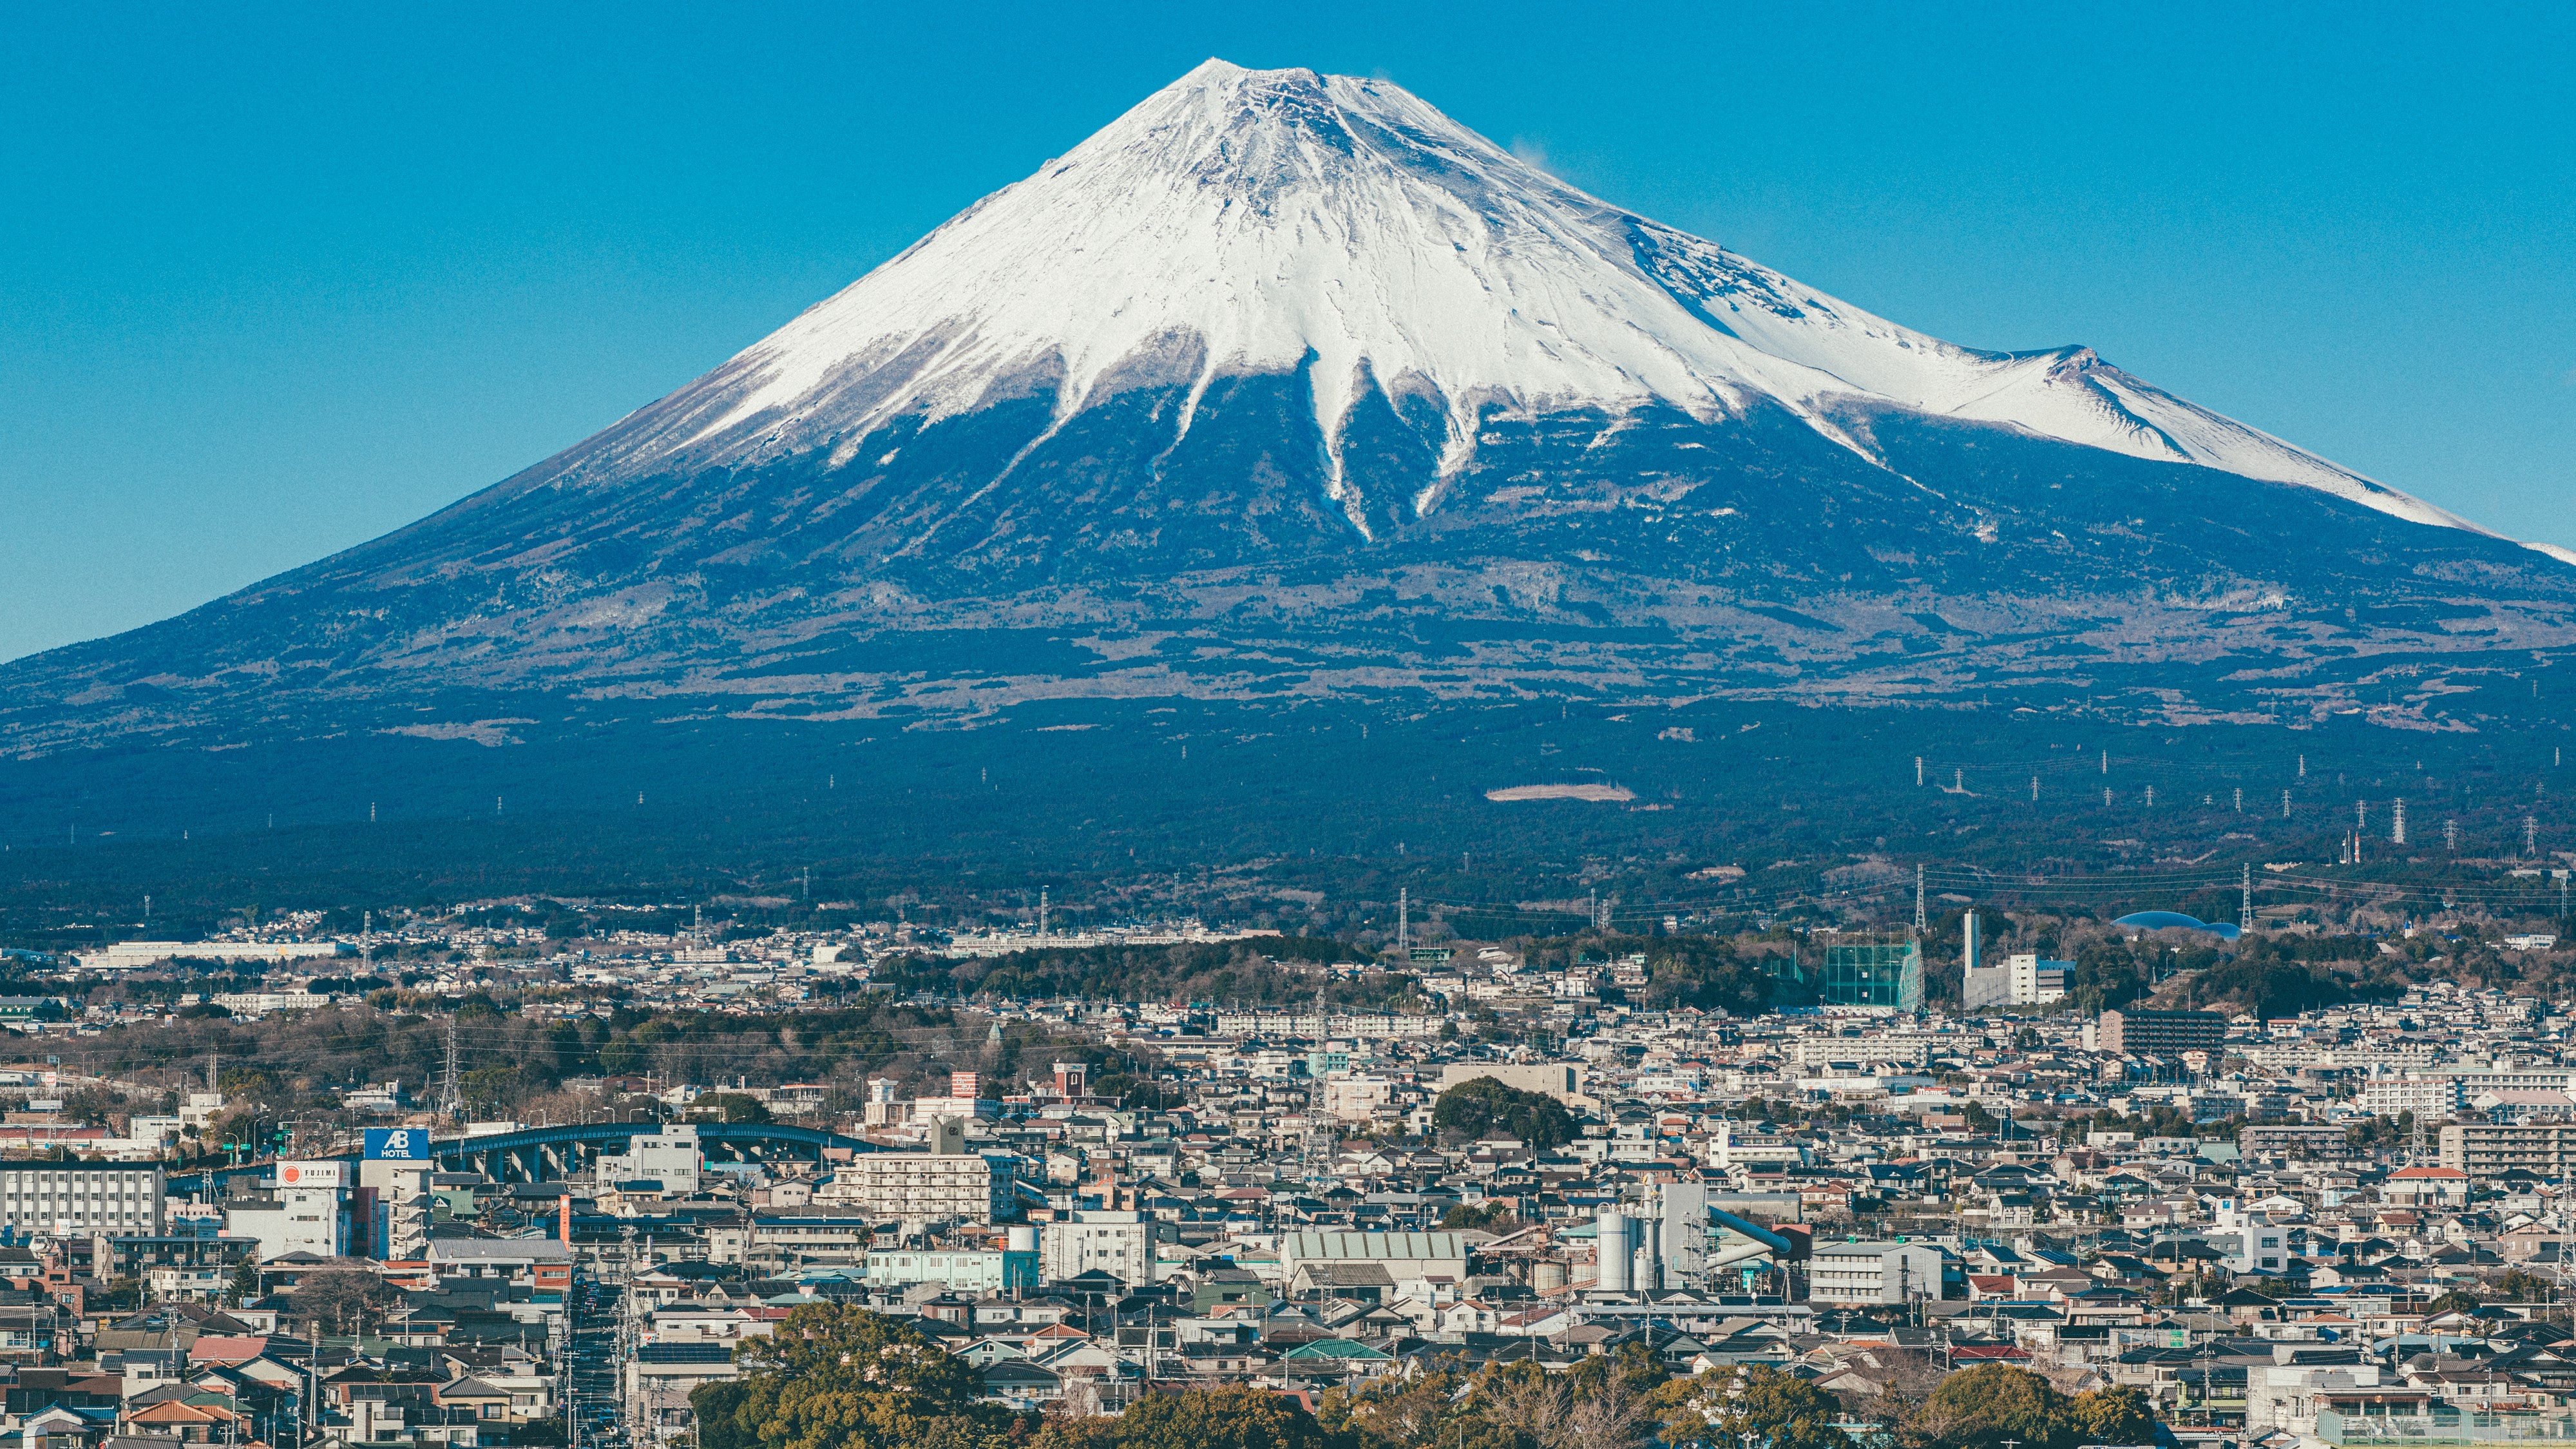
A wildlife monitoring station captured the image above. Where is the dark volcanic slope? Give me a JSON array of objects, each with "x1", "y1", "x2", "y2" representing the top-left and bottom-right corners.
[{"x1": 8, "y1": 389, "x2": 2570, "y2": 758}]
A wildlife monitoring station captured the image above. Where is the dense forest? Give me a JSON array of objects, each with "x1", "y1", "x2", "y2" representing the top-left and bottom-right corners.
[{"x1": 3, "y1": 698, "x2": 2569, "y2": 967}]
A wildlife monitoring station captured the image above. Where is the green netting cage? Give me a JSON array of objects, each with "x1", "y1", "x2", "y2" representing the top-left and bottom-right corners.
[{"x1": 1820, "y1": 940, "x2": 1922, "y2": 1012}]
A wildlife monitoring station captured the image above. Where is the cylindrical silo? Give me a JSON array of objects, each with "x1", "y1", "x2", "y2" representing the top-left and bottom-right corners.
[{"x1": 1596, "y1": 1211, "x2": 1632, "y2": 1293}]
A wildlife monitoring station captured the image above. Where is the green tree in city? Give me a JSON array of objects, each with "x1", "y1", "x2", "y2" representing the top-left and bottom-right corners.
[
  {"x1": 1653, "y1": 1365, "x2": 1846, "y2": 1449},
  {"x1": 1038, "y1": 1384, "x2": 1339, "y2": 1449},
  {"x1": 1431, "y1": 1078, "x2": 1574, "y2": 1149},
  {"x1": 708, "y1": 1303, "x2": 1025, "y2": 1449}
]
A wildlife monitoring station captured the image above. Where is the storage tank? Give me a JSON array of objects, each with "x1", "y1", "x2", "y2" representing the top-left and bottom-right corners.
[
  {"x1": 1595, "y1": 1211, "x2": 1632, "y2": 1293},
  {"x1": 1531, "y1": 1260, "x2": 1568, "y2": 1292}
]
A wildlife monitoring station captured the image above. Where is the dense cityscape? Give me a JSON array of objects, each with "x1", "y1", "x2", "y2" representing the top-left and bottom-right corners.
[
  {"x1": 0, "y1": 897, "x2": 2566, "y2": 1449},
  {"x1": 8, "y1": 14, "x2": 2570, "y2": 1449}
]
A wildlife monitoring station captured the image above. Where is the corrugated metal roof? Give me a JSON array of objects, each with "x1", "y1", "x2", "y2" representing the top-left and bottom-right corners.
[{"x1": 1283, "y1": 1231, "x2": 1469, "y2": 1261}]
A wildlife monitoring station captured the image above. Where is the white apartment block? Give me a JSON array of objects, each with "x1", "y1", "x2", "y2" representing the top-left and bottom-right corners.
[
  {"x1": 2359, "y1": 1078, "x2": 2464, "y2": 1117},
  {"x1": 1788, "y1": 1035, "x2": 1933, "y2": 1069},
  {"x1": 0, "y1": 1163, "x2": 165, "y2": 1234},
  {"x1": 818, "y1": 1150, "x2": 1015, "y2": 1223}
]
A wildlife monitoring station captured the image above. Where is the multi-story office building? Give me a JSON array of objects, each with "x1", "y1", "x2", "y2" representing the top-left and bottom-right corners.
[{"x1": 2099, "y1": 1009, "x2": 2227, "y2": 1056}]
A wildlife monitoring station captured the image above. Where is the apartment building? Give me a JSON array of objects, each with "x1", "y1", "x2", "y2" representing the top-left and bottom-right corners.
[
  {"x1": 2098, "y1": 1010, "x2": 2227, "y2": 1057},
  {"x1": 0, "y1": 1162, "x2": 166, "y2": 1235},
  {"x1": 2358, "y1": 1078, "x2": 2463, "y2": 1118},
  {"x1": 818, "y1": 1148, "x2": 1016, "y2": 1223},
  {"x1": 2439, "y1": 1122, "x2": 2576, "y2": 1181}
]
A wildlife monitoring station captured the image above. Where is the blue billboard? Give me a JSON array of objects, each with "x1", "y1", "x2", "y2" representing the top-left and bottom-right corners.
[{"x1": 365, "y1": 1128, "x2": 432, "y2": 1161}]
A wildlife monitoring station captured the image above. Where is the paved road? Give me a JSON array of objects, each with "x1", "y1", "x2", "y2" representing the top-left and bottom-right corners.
[{"x1": 564, "y1": 1271, "x2": 627, "y2": 1449}]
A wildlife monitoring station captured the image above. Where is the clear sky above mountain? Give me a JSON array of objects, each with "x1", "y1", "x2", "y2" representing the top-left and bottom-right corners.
[{"x1": 5, "y1": 2, "x2": 2570, "y2": 662}]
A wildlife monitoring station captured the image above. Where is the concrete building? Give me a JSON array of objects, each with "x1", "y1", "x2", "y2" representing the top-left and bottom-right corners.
[
  {"x1": 1044, "y1": 1211, "x2": 1153, "y2": 1283},
  {"x1": 819, "y1": 1141, "x2": 1017, "y2": 1224},
  {"x1": 2007, "y1": 954, "x2": 2070, "y2": 1005},
  {"x1": 2098, "y1": 1009, "x2": 2226, "y2": 1056},
  {"x1": 1435, "y1": 1062, "x2": 1589, "y2": 1106},
  {"x1": 225, "y1": 1162, "x2": 352, "y2": 1260},
  {"x1": 868, "y1": 1227, "x2": 1039, "y2": 1291},
  {"x1": 1808, "y1": 1240, "x2": 1944, "y2": 1305},
  {"x1": 2439, "y1": 1122, "x2": 2576, "y2": 1181},
  {"x1": 2359, "y1": 1077, "x2": 2464, "y2": 1118},
  {"x1": 2211, "y1": 1200, "x2": 2287, "y2": 1276},
  {"x1": 0, "y1": 1162, "x2": 165, "y2": 1235},
  {"x1": 1321, "y1": 1077, "x2": 1393, "y2": 1122},
  {"x1": 2237, "y1": 1124, "x2": 2348, "y2": 1160},
  {"x1": 82, "y1": 940, "x2": 347, "y2": 970},
  {"x1": 595, "y1": 1124, "x2": 704, "y2": 1195}
]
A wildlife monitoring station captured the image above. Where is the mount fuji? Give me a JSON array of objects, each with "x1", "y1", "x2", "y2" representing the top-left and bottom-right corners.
[{"x1": 9, "y1": 59, "x2": 2575, "y2": 772}]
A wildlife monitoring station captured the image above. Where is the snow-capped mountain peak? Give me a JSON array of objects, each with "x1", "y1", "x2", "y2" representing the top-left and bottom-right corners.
[{"x1": 572, "y1": 58, "x2": 2473, "y2": 537}]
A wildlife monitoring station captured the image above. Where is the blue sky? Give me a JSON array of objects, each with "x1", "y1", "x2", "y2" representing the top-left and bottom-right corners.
[{"x1": 5, "y1": 3, "x2": 2571, "y2": 662}]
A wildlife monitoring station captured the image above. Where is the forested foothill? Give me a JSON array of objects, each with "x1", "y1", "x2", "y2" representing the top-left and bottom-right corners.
[{"x1": 3, "y1": 700, "x2": 2569, "y2": 977}]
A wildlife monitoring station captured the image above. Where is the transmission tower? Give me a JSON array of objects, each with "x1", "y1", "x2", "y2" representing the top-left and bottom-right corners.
[
  {"x1": 438, "y1": 1017, "x2": 463, "y2": 1119},
  {"x1": 2240, "y1": 865, "x2": 2253, "y2": 934},
  {"x1": 1914, "y1": 864, "x2": 1926, "y2": 933}
]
